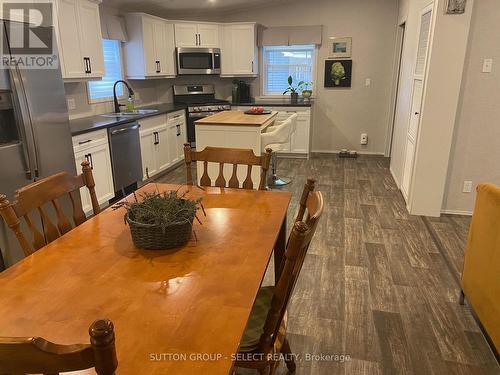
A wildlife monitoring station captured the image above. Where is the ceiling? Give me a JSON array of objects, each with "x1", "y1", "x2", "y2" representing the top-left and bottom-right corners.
[{"x1": 103, "y1": 0, "x2": 300, "y2": 17}]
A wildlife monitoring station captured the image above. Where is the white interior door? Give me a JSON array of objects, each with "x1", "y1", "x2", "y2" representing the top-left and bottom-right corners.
[{"x1": 401, "y1": 5, "x2": 433, "y2": 201}]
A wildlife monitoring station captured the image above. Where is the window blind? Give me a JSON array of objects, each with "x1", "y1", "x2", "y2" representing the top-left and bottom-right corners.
[
  {"x1": 263, "y1": 45, "x2": 315, "y2": 95},
  {"x1": 88, "y1": 39, "x2": 123, "y2": 102}
]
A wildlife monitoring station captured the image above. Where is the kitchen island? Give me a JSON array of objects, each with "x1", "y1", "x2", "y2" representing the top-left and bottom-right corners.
[{"x1": 194, "y1": 110, "x2": 277, "y2": 187}]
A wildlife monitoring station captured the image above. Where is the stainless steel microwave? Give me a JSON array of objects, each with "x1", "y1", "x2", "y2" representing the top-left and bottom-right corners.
[{"x1": 176, "y1": 48, "x2": 221, "y2": 75}]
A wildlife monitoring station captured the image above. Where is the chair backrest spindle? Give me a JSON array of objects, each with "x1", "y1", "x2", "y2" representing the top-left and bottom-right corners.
[{"x1": 183, "y1": 144, "x2": 272, "y2": 190}]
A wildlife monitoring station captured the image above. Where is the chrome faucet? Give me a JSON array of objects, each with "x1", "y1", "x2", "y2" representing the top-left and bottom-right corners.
[{"x1": 113, "y1": 80, "x2": 135, "y2": 113}]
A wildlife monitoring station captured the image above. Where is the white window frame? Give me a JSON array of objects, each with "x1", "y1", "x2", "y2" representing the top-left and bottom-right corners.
[
  {"x1": 87, "y1": 39, "x2": 125, "y2": 104},
  {"x1": 260, "y1": 44, "x2": 317, "y2": 98}
]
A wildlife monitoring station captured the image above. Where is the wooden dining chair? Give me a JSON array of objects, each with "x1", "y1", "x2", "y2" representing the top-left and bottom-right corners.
[
  {"x1": 0, "y1": 319, "x2": 117, "y2": 375},
  {"x1": 183, "y1": 143, "x2": 273, "y2": 190},
  {"x1": 0, "y1": 160, "x2": 100, "y2": 257},
  {"x1": 234, "y1": 178, "x2": 324, "y2": 374}
]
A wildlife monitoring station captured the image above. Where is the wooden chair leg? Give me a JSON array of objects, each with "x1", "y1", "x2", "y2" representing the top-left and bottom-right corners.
[
  {"x1": 281, "y1": 338, "x2": 296, "y2": 372},
  {"x1": 459, "y1": 289, "x2": 465, "y2": 305}
]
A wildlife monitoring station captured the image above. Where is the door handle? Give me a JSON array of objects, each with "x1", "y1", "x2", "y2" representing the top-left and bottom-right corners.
[
  {"x1": 251, "y1": 61, "x2": 253, "y2": 72},
  {"x1": 155, "y1": 61, "x2": 160, "y2": 73},
  {"x1": 153, "y1": 131, "x2": 159, "y2": 145},
  {"x1": 176, "y1": 124, "x2": 181, "y2": 136},
  {"x1": 110, "y1": 124, "x2": 140, "y2": 135},
  {"x1": 198, "y1": 34, "x2": 201, "y2": 46},
  {"x1": 88, "y1": 57, "x2": 92, "y2": 74},
  {"x1": 158, "y1": 60, "x2": 161, "y2": 73},
  {"x1": 83, "y1": 57, "x2": 88, "y2": 73},
  {"x1": 78, "y1": 139, "x2": 92, "y2": 145},
  {"x1": 415, "y1": 112, "x2": 420, "y2": 115},
  {"x1": 89, "y1": 153, "x2": 94, "y2": 169}
]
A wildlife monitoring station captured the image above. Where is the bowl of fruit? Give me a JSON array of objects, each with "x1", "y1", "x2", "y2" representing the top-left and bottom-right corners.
[{"x1": 244, "y1": 106, "x2": 271, "y2": 115}]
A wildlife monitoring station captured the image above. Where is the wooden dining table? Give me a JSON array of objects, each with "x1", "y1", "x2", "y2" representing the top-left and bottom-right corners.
[{"x1": 0, "y1": 183, "x2": 291, "y2": 374}]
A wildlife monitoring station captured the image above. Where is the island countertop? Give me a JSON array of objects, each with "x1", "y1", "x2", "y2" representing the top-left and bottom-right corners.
[{"x1": 194, "y1": 110, "x2": 277, "y2": 126}]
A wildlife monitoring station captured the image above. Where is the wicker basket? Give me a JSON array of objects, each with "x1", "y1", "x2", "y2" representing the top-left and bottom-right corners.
[{"x1": 125, "y1": 213, "x2": 194, "y2": 250}]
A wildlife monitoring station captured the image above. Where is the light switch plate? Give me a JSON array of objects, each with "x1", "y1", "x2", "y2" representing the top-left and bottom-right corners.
[
  {"x1": 365, "y1": 78, "x2": 372, "y2": 87},
  {"x1": 482, "y1": 59, "x2": 493, "y2": 73},
  {"x1": 67, "y1": 98, "x2": 76, "y2": 110},
  {"x1": 463, "y1": 180, "x2": 473, "y2": 193}
]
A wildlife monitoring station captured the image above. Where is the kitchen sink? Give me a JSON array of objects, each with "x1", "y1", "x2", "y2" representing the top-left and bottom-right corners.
[{"x1": 100, "y1": 108, "x2": 159, "y2": 118}]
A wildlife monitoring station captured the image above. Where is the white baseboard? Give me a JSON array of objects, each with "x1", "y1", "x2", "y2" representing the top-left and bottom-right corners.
[
  {"x1": 440, "y1": 209, "x2": 473, "y2": 216},
  {"x1": 389, "y1": 166, "x2": 400, "y2": 188},
  {"x1": 311, "y1": 149, "x2": 385, "y2": 156}
]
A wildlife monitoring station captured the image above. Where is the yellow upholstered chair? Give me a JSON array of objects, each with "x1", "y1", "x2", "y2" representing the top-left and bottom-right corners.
[{"x1": 460, "y1": 183, "x2": 500, "y2": 351}]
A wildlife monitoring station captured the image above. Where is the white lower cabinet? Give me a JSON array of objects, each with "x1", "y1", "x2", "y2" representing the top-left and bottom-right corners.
[
  {"x1": 139, "y1": 111, "x2": 187, "y2": 181},
  {"x1": 72, "y1": 130, "x2": 115, "y2": 214}
]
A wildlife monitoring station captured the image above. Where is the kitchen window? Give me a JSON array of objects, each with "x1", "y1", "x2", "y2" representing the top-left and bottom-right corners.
[
  {"x1": 262, "y1": 45, "x2": 316, "y2": 96},
  {"x1": 87, "y1": 39, "x2": 123, "y2": 103}
]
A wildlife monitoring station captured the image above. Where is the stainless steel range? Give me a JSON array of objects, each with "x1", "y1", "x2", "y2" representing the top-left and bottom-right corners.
[{"x1": 173, "y1": 84, "x2": 230, "y2": 147}]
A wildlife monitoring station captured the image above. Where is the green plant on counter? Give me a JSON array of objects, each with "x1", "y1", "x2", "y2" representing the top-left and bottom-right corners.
[
  {"x1": 299, "y1": 82, "x2": 312, "y2": 91},
  {"x1": 282, "y1": 75, "x2": 304, "y2": 95}
]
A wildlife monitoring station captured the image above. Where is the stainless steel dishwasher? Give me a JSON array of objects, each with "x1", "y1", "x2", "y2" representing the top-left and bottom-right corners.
[{"x1": 108, "y1": 121, "x2": 143, "y2": 194}]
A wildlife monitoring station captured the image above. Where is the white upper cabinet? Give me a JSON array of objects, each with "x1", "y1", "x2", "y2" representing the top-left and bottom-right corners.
[
  {"x1": 55, "y1": 0, "x2": 104, "y2": 80},
  {"x1": 174, "y1": 22, "x2": 219, "y2": 48},
  {"x1": 221, "y1": 23, "x2": 257, "y2": 77},
  {"x1": 123, "y1": 13, "x2": 176, "y2": 79}
]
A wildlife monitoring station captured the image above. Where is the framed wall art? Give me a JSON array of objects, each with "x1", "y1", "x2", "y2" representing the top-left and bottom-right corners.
[
  {"x1": 327, "y1": 37, "x2": 352, "y2": 58},
  {"x1": 324, "y1": 59, "x2": 352, "y2": 88},
  {"x1": 445, "y1": 0, "x2": 466, "y2": 14}
]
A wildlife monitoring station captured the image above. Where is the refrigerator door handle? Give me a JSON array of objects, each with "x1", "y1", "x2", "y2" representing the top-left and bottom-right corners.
[{"x1": 8, "y1": 67, "x2": 38, "y2": 179}]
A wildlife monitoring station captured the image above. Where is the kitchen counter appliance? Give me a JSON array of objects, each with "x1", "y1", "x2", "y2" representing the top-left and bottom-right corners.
[
  {"x1": 176, "y1": 48, "x2": 221, "y2": 75},
  {"x1": 173, "y1": 84, "x2": 230, "y2": 147},
  {"x1": 108, "y1": 122, "x2": 143, "y2": 197}
]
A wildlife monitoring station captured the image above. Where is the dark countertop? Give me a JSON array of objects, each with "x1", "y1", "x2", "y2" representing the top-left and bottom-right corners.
[
  {"x1": 69, "y1": 103, "x2": 187, "y2": 136},
  {"x1": 231, "y1": 100, "x2": 312, "y2": 107}
]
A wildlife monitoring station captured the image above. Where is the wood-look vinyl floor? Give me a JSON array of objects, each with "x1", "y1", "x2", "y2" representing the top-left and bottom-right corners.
[{"x1": 155, "y1": 154, "x2": 499, "y2": 375}]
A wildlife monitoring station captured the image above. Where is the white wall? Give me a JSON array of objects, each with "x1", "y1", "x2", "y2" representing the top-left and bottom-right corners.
[
  {"x1": 390, "y1": 0, "x2": 474, "y2": 217},
  {"x1": 213, "y1": 0, "x2": 400, "y2": 154},
  {"x1": 442, "y1": 0, "x2": 500, "y2": 214}
]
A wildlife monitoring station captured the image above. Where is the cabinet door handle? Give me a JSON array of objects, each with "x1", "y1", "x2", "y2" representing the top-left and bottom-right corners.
[
  {"x1": 176, "y1": 124, "x2": 181, "y2": 136},
  {"x1": 79, "y1": 139, "x2": 91, "y2": 145},
  {"x1": 83, "y1": 57, "x2": 89, "y2": 73},
  {"x1": 85, "y1": 153, "x2": 93, "y2": 169},
  {"x1": 199, "y1": 34, "x2": 201, "y2": 46},
  {"x1": 251, "y1": 61, "x2": 253, "y2": 72},
  {"x1": 153, "y1": 131, "x2": 159, "y2": 145},
  {"x1": 158, "y1": 60, "x2": 161, "y2": 73},
  {"x1": 88, "y1": 57, "x2": 92, "y2": 74}
]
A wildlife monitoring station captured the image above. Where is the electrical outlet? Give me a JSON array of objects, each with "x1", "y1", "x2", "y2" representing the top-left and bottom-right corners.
[
  {"x1": 463, "y1": 180, "x2": 473, "y2": 193},
  {"x1": 365, "y1": 78, "x2": 372, "y2": 87},
  {"x1": 67, "y1": 98, "x2": 76, "y2": 110},
  {"x1": 482, "y1": 58, "x2": 493, "y2": 73},
  {"x1": 360, "y1": 133, "x2": 368, "y2": 145}
]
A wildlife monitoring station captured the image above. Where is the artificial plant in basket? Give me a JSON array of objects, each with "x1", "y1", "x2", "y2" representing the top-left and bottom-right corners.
[{"x1": 124, "y1": 190, "x2": 203, "y2": 250}]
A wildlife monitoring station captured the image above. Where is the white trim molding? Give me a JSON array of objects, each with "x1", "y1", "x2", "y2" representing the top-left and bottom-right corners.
[{"x1": 440, "y1": 209, "x2": 473, "y2": 216}]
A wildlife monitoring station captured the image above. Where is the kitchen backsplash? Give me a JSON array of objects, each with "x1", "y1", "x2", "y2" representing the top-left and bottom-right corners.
[{"x1": 64, "y1": 76, "x2": 255, "y2": 119}]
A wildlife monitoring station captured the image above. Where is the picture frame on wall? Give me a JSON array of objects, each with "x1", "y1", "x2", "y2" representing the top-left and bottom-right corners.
[
  {"x1": 324, "y1": 59, "x2": 352, "y2": 88},
  {"x1": 445, "y1": 0, "x2": 466, "y2": 14},
  {"x1": 327, "y1": 37, "x2": 352, "y2": 58}
]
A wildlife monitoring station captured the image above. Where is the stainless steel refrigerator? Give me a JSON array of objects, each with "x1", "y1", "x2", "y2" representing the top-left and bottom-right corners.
[{"x1": 0, "y1": 20, "x2": 77, "y2": 267}]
